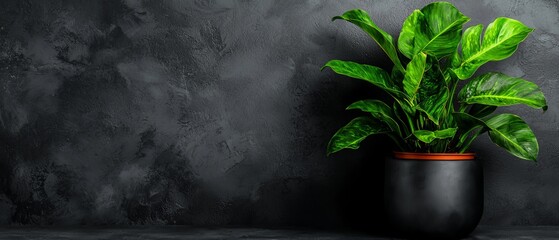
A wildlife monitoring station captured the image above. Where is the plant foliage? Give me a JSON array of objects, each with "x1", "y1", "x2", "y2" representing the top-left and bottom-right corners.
[{"x1": 323, "y1": 2, "x2": 547, "y2": 161}]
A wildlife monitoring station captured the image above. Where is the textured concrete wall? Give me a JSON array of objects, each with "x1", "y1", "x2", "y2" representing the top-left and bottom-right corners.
[{"x1": 0, "y1": 0, "x2": 558, "y2": 227}]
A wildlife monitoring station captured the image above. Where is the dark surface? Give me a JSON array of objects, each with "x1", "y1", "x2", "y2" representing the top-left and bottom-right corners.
[
  {"x1": 1, "y1": 226, "x2": 559, "y2": 240},
  {"x1": 385, "y1": 158, "x2": 483, "y2": 238},
  {"x1": 0, "y1": 0, "x2": 559, "y2": 227}
]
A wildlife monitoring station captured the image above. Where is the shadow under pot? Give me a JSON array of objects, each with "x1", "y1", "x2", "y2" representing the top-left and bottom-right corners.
[{"x1": 384, "y1": 152, "x2": 483, "y2": 239}]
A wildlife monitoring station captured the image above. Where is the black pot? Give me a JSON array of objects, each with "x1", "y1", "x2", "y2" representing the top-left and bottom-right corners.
[{"x1": 384, "y1": 153, "x2": 483, "y2": 239}]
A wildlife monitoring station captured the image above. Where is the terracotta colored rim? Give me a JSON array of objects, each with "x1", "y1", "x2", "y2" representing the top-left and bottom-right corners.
[{"x1": 393, "y1": 152, "x2": 476, "y2": 161}]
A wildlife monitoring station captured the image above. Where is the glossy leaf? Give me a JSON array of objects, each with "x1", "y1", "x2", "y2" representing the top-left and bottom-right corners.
[
  {"x1": 413, "y1": 128, "x2": 457, "y2": 144},
  {"x1": 417, "y1": 89, "x2": 448, "y2": 125},
  {"x1": 324, "y1": 4, "x2": 545, "y2": 155},
  {"x1": 327, "y1": 117, "x2": 390, "y2": 155},
  {"x1": 416, "y1": 63, "x2": 449, "y2": 125},
  {"x1": 452, "y1": 17, "x2": 534, "y2": 79},
  {"x1": 347, "y1": 100, "x2": 401, "y2": 135},
  {"x1": 450, "y1": 48, "x2": 461, "y2": 69},
  {"x1": 459, "y1": 72, "x2": 547, "y2": 110},
  {"x1": 322, "y1": 60, "x2": 404, "y2": 97},
  {"x1": 398, "y1": 2, "x2": 470, "y2": 59},
  {"x1": 402, "y1": 52, "x2": 427, "y2": 101},
  {"x1": 485, "y1": 114, "x2": 539, "y2": 161},
  {"x1": 461, "y1": 24, "x2": 483, "y2": 61},
  {"x1": 454, "y1": 112, "x2": 539, "y2": 160},
  {"x1": 333, "y1": 9, "x2": 405, "y2": 72},
  {"x1": 398, "y1": 10, "x2": 423, "y2": 59}
]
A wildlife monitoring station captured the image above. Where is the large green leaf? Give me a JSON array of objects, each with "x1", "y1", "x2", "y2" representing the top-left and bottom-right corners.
[
  {"x1": 417, "y1": 90, "x2": 449, "y2": 125},
  {"x1": 398, "y1": 2, "x2": 470, "y2": 59},
  {"x1": 402, "y1": 52, "x2": 427, "y2": 101},
  {"x1": 461, "y1": 24, "x2": 483, "y2": 63},
  {"x1": 347, "y1": 100, "x2": 401, "y2": 135},
  {"x1": 416, "y1": 63, "x2": 449, "y2": 125},
  {"x1": 413, "y1": 128, "x2": 457, "y2": 144},
  {"x1": 485, "y1": 114, "x2": 539, "y2": 161},
  {"x1": 452, "y1": 17, "x2": 534, "y2": 79},
  {"x1": 450, "y1": 48, "x2": 462, "y2": 69},
  {"x1": 398, "y1": 10, "x2": 423, "y2": 59},
  {"x1": 454, "y1": 112, "x2": 539, "y2": 161},
  {"x1": 459, "y1": 72, "x2": 547, "y2": 110},
  {"x1": 327, "y1": 116, "x2": 390, "y2": 155},
  {"x1": 322, "y1": 60, "x2": 403, "y2": 97},
  {"x1": 333, "y1": 9, "x2": 405, "y2": 72}
]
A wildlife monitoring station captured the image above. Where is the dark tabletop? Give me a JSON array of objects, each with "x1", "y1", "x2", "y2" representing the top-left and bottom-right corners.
[{"x1": 0, "y1": 226, "x2": 558, "y2": 240}]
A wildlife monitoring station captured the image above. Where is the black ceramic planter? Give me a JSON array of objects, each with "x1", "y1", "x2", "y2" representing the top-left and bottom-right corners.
[{"x1": 384, "y1": 153, "x2": 483, "y2": 239}]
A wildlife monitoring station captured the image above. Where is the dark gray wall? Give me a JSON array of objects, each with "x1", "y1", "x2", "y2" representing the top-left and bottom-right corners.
[{"x1": 0, "y1": 0, "x2": 558, "y2": 227}]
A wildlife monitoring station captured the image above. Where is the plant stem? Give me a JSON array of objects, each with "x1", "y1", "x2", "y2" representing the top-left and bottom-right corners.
[
  {"x1": 458, "y1": 129, "x2": 482, "y2": 153},
  {"x1": 388, "y1": 134, "x2": 405, "y2": 151}
]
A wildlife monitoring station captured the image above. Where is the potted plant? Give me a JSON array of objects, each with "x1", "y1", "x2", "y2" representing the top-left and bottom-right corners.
[{"x1": 322, "y1": 1, "x2": 547, "y2": 238}]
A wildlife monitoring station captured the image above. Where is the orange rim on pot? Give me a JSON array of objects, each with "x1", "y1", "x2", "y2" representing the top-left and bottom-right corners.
[{"x1": 394, "y1": 152, "x2": 476, "y2": 161}]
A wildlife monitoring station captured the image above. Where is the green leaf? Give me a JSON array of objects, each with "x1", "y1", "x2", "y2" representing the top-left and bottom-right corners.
[
  {"x1": 452, "y1": 17, "x2": 534, "y2": 79},
  {"x1": 327, "y1": 116, "x2": 390, "y2": 155},
  {"x1": 452, "y1": 112, "x2": 488, "y2": 152},
  {"x1": 392, "y1": 101, "x2": 411, "y2": 137},
  {"x1": 416, "y1": 89, "x2": 448, "y2": 125},
  {"x1": 333, "y1": 9, "x2": 405, "y2": 72},
  {"x1": 453, "y1": 112, "x2": 488, "y2": 147},
  {"x1": 453, "y1": 112, "x2": 539, "y2": 161},
  {"x1": 398, "y1": 2, "x2": 470, "y2": 59},
  {"x1": 459, "y1": 72, "x2": 547, "y2": 110},
  {"x1": 322, "y1": 60, "x2": 404, "y2": 97},
  {"x1": 391, "y1": 65, "x2": 404, "y2": 84},
  {"x1": 485, "y1": 114, "x2": 539, "y2": 161},
  {"x1": 450, "y1": 48, "x2": 461, "y2": 69},
  {"x1": 461, "y1": 24, "x2": 483, "y2": 62},
  {"x1": 402, "y1": 52, "x2": 427, "y2": 101},
  {"x1": 416, "y1": 63, "x2": 449, "y2": 125},
  {"x1": 453, "y1": 112, "x2": 487, "y2": 131},
  {"x1": 347, "y1": 100, "x2": 401, "y2": 135},
  {"x1": 413, "y1": 128, "x2": 457, "y2": 144},
  {"x1": 398, "y1": 10, "x2": 423, "y2": 59},
  {"x1": 468, "y1": 104, "x2": 497, "y2": 118}
]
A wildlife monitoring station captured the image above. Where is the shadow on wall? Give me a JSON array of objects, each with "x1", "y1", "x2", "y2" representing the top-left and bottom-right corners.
[{"x1": 0, "y1": 0, "x2": 397, "y2": 228}]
